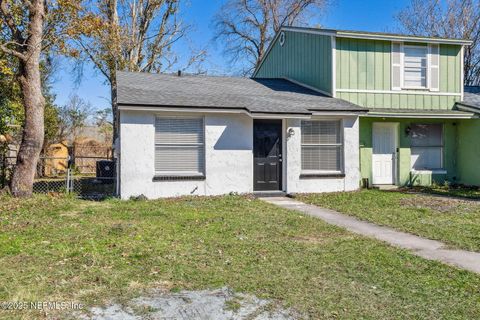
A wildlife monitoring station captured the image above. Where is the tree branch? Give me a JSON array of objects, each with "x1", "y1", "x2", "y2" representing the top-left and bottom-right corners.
[{"x1": 0, "y1": 43, "x2": 27, "y2": 60}]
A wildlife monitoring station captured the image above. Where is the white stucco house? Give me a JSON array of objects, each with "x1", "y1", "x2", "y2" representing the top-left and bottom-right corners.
[{"x1": 117, "y1": 71, "x2": 367, "y2": 199}]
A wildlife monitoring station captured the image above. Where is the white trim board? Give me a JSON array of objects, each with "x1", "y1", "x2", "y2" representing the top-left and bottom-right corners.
[
  {"x1": 119, "y1": 105, "x2": 249, "y2": 114},
  {"x1": 311, "y1": 112, "x2": 364, "y2": 116},
  {"x1": 336, "y1": 89, "x2": 461, "y2": 96},
  {"x1": 461, "y1": 46, "x2": 465, "y2": 101},
  {"x1": 281, "y1": 26, "x2": 336, "y2": 37},
  {"x1": 118, "y1": 105, "x2": 365, "y2": 119},
  {"x1": 331, "y1": 36, "x2": 337, "y2": 98},
  {"x1": 336, "y1": 31, "x2": 472, "y2": 46},
  {"x1": 118, "y1": 105, "x2": 313, "y2": 119},
  {"x1": 280, "y1": 27, "x2": 472, "y2": 45},
  {"x1": 365, "y1": 112, "x2": 475, "y2": 119}
]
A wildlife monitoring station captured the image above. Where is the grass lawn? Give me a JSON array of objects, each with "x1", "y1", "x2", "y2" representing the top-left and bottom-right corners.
[
  {"x1": 1, "y1": 194, "x2": 480, "y2": 319},
  {"x1": 411, "y1": 185, "x2": 480, "y2": 199},
  {"x1": 295, "y1": 189, "x2": 480, "y2": 252}
]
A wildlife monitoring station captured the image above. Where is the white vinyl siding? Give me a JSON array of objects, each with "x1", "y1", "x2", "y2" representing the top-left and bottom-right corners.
[
  {"x1": 410, "y1": 124, "x2": 443, "y2": 170},
  {"x1": 404, "y1": 46, "x2": 428, "y2": 88},
  {"x1": 301, "y1": 120, "x2": 343, "y2": 173},
  {"x1": 155, "y1": 116, "x2": 205, "y2": 175}
]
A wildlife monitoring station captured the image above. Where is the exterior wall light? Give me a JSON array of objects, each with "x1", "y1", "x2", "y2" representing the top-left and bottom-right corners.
[
  {"x1": 405, "y1": 125, "x2": 411, "y2": 136},
  {"x1": 287, "y1": 127, "x2": 295, "y2": 138}
]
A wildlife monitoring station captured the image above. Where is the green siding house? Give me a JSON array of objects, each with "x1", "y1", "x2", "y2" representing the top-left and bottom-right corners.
[{"x1": 254, "y1": 27, "x2": 480, "y2": 187}]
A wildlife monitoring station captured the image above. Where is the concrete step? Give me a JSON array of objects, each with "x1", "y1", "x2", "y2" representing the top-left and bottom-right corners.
[
  {"x1": 373, "y1": 184, "x2": 399, "y2": 191},
  {"x1": 253, "y1": 191, "x2": 287, "y2": 198}
]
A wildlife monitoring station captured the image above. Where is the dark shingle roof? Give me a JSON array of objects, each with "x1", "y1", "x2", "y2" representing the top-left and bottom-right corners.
[
  {"x1": 458, "y1": 86, "x2": 480, "y2": 112},
  {"x1": 117, "y1": 71, "x2": 367, "y2": 115}
]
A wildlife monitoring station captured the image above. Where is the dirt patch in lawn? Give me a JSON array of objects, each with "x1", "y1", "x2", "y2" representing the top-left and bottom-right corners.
[
  {"x1": 399, "y1": 195, "x2": 480, "y2": 213},
  {"x1": 77, "y1": 287, "x2": 300, "y2": 320}
]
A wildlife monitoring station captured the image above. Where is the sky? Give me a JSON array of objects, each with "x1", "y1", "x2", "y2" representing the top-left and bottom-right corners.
[{"x1": 51, "y1": 0, "x2": 411, "y2": 111}]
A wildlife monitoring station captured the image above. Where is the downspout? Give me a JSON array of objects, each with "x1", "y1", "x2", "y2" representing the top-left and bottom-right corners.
[{"x1": 116, "y1": 110, "x2": 121, "y2": 197}]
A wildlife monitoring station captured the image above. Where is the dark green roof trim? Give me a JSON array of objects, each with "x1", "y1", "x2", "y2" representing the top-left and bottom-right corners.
[{"x1": 282, "y1": 26, "x2": 473, "y2": 45}]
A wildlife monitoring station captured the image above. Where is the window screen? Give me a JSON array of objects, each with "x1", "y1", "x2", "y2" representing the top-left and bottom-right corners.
[
  {"x1": 301, "y1": 121, "x2": 343, "y2": 172},
  {"x1": 155, "y1": 117, "x2": 205, "y2": 174},
  {"x1": 410, "y1": 123, "x2": 443, "y2": 170},
  {"x1": 404, "y1": 46, "x2": 428, "y2": 88}
]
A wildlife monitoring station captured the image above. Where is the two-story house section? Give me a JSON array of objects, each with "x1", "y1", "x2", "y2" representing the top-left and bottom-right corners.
[{"x1": 254, "y1": 26, "x2": 480, "y2": 187}]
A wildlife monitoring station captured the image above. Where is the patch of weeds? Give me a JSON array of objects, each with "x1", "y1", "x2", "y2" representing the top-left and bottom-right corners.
[
  {"x1": 224, "y1": 296, "x2": 243, "y2": 312},
  {"x1": 170, "y1": 287, "x2": 182, "y2": 293},
  {"x1": 82, "y1": 207, "x2": 96, "y2": 215}
]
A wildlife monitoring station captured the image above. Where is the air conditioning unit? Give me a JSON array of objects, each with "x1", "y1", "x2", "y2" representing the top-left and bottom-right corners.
[{"x1": 96, "y1": 160, "x2": 115, "y2": 179}]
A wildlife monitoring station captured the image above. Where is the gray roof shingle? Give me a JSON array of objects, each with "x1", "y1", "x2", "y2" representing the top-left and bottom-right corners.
[
  {"x1": 117, "y1": 71, "x2": 367, "y2": 115},
  {"x1": 459, "y1": 86, "x2": 480, "y2": 112}
]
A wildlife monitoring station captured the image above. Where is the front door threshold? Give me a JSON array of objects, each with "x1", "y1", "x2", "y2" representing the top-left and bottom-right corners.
[
  {"x1": 372, "y1": 185, "x2": 399, "y2": 190},
  {"x1": 253, "y1": 191, "x2": 287, "y2": 198}
]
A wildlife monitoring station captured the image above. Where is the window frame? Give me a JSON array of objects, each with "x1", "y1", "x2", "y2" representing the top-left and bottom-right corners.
[
  {"x1": 154, "y1": 115, "x2": 206, "y2": 177},
  {"x1": 300, "y1": 119, "x2": 344, "y2": 175},
  {"x1": 410, "y1": 123, "x2": 444, "y2": 171},
  {"x1": 402, "y1": 44, "x2": 429, "y2": 90}
]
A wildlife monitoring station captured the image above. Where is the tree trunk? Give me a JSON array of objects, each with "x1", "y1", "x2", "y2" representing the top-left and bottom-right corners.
[{"x1": 9, "y1": 0, "x2": 45, "y2": 197}]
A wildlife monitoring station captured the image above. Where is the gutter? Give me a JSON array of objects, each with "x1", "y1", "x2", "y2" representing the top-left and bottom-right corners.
[
  {"x1": 365, "y1": 111, "x2": 476, "y2": 119},
  {"x1": 455, "y1": 103, "x2": 480, "y2": 115},
  {"x1": 118, "y1": 104, "x2": 365, "y2": 119}
]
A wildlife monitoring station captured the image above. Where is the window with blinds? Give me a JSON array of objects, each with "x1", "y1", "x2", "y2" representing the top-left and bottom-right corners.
[
  {"x1": 410, "y1": 124, "x2": 443, "y2": 170},
  {"x1": 404, "y1": 46, "x2": 428, "y2": 88},
  {"x1": 301, "y1": 120, "x2": 343, "y2": 173},
  {"x1": 155, "y1": 116, "x2": 205, "y2": 175},
  {"x1": 391, "y1": 42, "x2": 439, "y2": 91}
]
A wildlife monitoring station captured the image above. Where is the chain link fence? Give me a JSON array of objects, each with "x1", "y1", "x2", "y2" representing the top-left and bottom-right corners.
[{"x1": 1, "y1": 155, "x2": 117, "y2": 200}]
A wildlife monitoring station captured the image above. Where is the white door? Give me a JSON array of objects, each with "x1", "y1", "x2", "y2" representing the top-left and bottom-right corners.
[{"x1": 372, "y1": 123, "x2": 398, "y2": 185}]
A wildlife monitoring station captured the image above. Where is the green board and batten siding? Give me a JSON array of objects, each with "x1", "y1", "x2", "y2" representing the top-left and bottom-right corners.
[
  {"x1": 255, "y1": 31, "x2": 333, "y2": 95},
  {"x1": 255, "y1": 29, "x2": 478, "y2": 186},
  {"x1": 335, "y1": 38, "x2": 463, "y2": 110}
]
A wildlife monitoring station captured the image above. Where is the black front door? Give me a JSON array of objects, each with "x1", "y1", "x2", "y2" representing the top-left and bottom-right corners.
[{"x1": 253, "y1": 119, "x2": 282, "y2": 191}]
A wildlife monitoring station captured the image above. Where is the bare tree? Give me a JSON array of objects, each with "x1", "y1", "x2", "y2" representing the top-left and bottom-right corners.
[
  {"x1": 70, "y1": 0, "x2": 206, "y2": 146},
  {"x1": 397, "y1": 0, "x2": 480, "y2": 85},
  {"x1": 213, "y1": 0, "x2": 330, "y2": 75},
  {"x1": 57, "y1": 94, "x2": 93, "y2": 143}
]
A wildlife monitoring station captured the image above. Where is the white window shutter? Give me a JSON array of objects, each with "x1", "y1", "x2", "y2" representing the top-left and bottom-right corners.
[
  {"x1": 391, "y1": 42, "x2": 403, "y2": 90},
  {"x1": 428, "y1": 44, "x2": 440, "y2": 91}
]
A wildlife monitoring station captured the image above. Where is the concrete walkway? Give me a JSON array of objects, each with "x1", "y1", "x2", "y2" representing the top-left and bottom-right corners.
[{"x1": 261, "y1": 197, "x2": 480, "y2": 274}]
